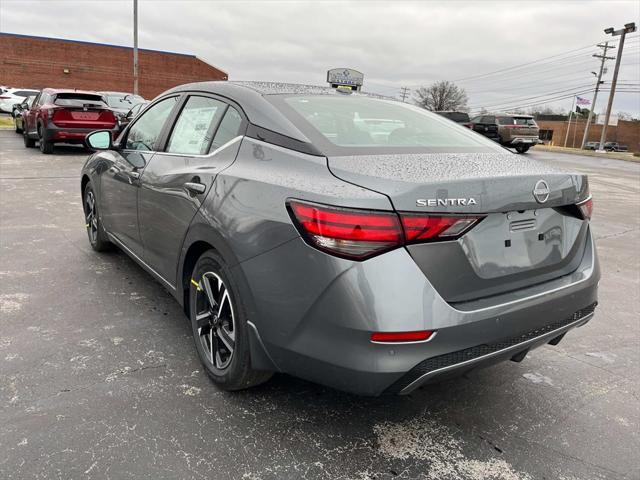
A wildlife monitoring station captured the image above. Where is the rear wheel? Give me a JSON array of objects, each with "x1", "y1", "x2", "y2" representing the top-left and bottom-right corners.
[
  {"x1": 189, "y1": 250, "x2": 272, "y2": 391},
  {"x1": 38, "y1": 127, "x2": 54, "y2": 154},
  {"x1": 83, "y1": 183, "x2": 111, "y2": 252},
  {"x1": 23, "y1": 130, "x2": 36, "y2": 148},
  {"x1": 515, "y1": 144, "x2": 530, "y2": 154},
  {"x1": 15, "y1": 120, "x2": 22, "y2": 134}
]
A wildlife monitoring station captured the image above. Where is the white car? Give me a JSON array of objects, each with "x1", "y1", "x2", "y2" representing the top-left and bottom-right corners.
[{"x1": 0, "y1": 88, "x2": 40, "y2": 114}]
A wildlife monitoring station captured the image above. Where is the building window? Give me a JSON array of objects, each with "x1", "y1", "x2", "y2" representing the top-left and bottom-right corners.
[{"x1": 539, "y1": 129, "x2": 553, "y2": 142}]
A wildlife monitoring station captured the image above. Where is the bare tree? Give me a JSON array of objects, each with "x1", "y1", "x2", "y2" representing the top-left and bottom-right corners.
[{"x1": 414, "y1": 81, "x2": 468, "y2": 111}]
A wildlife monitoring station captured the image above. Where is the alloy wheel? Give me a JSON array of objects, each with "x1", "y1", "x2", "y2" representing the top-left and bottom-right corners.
[
  {"x1": 85, "y1": 190, "x2": 98, "y2": 244},
  {"x1": 194, "y1": 271, "x2": 236, "y2": 370}
]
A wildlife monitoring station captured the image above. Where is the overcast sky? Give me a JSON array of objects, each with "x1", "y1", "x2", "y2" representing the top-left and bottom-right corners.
[{"x1": 2, "y1": 0, "x2": 639, "y2": 115}]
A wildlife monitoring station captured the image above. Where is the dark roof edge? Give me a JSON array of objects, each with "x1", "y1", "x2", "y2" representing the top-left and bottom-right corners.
[{"x1": 0, "y1": 31, "x2": 193, "y2": 57}]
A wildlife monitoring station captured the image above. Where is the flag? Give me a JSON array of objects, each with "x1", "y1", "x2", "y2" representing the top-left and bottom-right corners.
[{"x1": 576, "y1": 96, "x2": 591, "y2": 105}]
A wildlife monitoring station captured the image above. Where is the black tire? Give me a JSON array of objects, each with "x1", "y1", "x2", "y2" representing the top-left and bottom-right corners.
[
  {"x1": 189, "y1": 250, "x2": 272, "y2": 391},
  {"x1": 515, "y1": 144, "x2": 530, "y2": 154},
  {"x1": 15, "y1": 121, "x2": 23, "y2": 134},
  {"x1": 83, "y1": 183, "x2": 112, "y2": 252},
  {"x1": 23, "y1": 130, "x2": 36, "y2": 148},
  {"x1": 38, "y1": 126, "x2": 54, "y2": 154}
]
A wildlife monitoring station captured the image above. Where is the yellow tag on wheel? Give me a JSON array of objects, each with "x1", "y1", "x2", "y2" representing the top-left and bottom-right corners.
[{"x1": 190, "y1": 279, "x2": 202, "y2": 291}]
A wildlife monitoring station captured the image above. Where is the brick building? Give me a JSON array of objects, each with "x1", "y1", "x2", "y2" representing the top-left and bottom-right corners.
[
  {"x1": 0, "y1": 32, "x2": 227, "y2": 100},
  {"x1": 535, "y1": 115, "x2": 640, "y2": 152}
]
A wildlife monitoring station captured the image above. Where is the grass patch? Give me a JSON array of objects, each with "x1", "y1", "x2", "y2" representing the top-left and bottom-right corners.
[{"x1": 0, "y1": 116, "x2": 14, "y2": 129}]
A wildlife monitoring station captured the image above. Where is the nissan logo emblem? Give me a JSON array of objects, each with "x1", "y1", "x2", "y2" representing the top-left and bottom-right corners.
[{"x1": 533, "y1": 180, "x2": 550, "y2": 204}]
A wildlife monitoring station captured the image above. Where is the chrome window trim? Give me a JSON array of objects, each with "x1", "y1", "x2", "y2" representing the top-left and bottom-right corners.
[{"x1": 155, "y1": 135, "x2": 243, "y2": 158}]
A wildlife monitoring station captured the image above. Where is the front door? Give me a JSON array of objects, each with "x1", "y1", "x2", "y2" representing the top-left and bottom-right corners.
[{"x1": 99, "y1": 96, "x2": 180, "y2": 256}]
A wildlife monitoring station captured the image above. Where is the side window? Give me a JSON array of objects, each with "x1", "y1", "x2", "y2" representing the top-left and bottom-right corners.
[
  {"x1": 210, "y1": 106, "x2": 243, "y2": 151},
  {"x1": 485, "y1": 116, "x2": 496, "y2": 124},
  {"x1": 126, "y1": 97, "x2": 178, "y2": 151},
  {"x1": 167, "y1": 96, "x2": 224, "y2": 155}
]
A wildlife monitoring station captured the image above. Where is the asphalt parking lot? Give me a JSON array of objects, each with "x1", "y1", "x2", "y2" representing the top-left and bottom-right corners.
[{"x1": 0, "y1": 129, "x2": 638, "y2": 480}]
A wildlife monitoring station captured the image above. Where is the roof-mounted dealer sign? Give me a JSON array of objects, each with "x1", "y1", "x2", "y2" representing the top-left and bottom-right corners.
[{"x1": 327, "y1": 68, "x2": 364, "y2": 91}]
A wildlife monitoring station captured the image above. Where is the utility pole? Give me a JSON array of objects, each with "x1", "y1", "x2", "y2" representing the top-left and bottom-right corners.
[
  {"x1": 598, "y1": 22, "x2": 636, "y2": 150},
  {"x1": 580, "y1": 42, "x2": 615, "y2": 149},
  {"x1": 399, "y1": 86, "x2": 410, "y2": 102},
  {"x1": 133, "y1": 0, "x2": 139, "y2": 95}
]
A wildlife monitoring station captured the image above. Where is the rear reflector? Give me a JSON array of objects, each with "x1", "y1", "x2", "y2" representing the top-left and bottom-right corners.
[
  {"x1": 371, "y1": 330, "x2": 434, "y2": 343},
  {"x1": 577, "y1": 197, "x2": 593, "y2": 220},
  {"x1": 287, "y1": 200, "x2": 484, "y2": 260}
]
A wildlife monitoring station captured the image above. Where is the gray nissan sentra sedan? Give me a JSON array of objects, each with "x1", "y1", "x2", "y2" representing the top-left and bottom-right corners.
[{"x1": 81, "y1": 81, "x2": 599, "y2": 395}]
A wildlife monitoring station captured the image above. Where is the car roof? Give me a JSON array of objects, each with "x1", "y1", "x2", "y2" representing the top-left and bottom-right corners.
[
  {"x1": 495, "y1": 113, "x2": 534, "y2": 118},
  {"x1": 42, "y1": 88, "x2": 103, "y2": 95}
]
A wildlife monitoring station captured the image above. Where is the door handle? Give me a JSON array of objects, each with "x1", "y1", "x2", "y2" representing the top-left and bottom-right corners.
[{"x1": 184, "y1": 182, "x2": 206, "y2": 195}]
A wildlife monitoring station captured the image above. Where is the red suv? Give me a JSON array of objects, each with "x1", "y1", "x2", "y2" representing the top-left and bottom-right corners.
[{"x1": 23, "y1": 88, "x2": 118, "y2": 154}]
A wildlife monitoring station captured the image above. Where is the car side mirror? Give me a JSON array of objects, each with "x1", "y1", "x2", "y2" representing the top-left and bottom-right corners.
[{"x1": 85, "y1": 130, "x2": 113, "y2": 151}]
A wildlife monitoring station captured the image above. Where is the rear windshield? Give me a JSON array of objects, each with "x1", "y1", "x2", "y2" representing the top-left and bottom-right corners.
[
  {"x1": 280, "y1": 95, "x2": 499, "y2": 151},
  {"x1": 53, "y1": 93, "x2": 107, "y2": 108},
  {"x1": 498, "y1": 116, "x2": 537, "y2": 126},
  {"x1": 105, "y1": 94, "x2": 145, "y2": 109},
  {"x1": 437, "y1": 112, "x2": 470, "y2": 123}
]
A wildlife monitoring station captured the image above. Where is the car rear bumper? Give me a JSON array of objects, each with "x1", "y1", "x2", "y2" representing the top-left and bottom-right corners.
[
  {"x1": 504, "y1": 137, "x2": 542, "y2": 145},
  {"x1": 42, "y1": 125, "x2": 118, "y2": 144},
  {"x1": 236, "y1": 227, "x2": 600, "y2": 396}
]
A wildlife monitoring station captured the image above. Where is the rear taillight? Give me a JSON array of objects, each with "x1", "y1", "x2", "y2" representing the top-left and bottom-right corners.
[
  {"x1": 287, "y1": 200, "x2": 484, "y2": 260},
  {"x1": 401, "y1": 214, "x2": 483, "y2": 241},
  {"x1": 287, "y1": 200, "x2": 403, "y2": 260},
  {"x1": 577, "y1": 196, "x2": 593, "y2": 220},
  {"x1": 0, "y1": 96, "x2": 10, "y2": 99},
  {"x1": 371, "y1": 330, "x2": 434, "y2": 343}
]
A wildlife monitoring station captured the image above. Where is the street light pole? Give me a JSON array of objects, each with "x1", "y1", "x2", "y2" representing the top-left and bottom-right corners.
[
  {"x1": 580, "y1": 42, "x2": 615, "y2": 150},
  {"x1": 598, "y1": 22, "x2": 636, "y2": 150},
  {"x1": 133, "y1": 0, "x2": 139, "y2": 95}
]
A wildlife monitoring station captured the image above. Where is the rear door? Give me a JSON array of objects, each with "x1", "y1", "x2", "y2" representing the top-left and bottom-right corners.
[
  {"x1": 100, "y1": 96, "x2": 180, "y2": 255},
  {"x1": 138, "y1": 95, "x2": 246, "y2": 283}
]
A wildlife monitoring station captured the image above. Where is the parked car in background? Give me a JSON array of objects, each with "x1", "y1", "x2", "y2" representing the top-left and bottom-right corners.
[
  {"x1": 23, "y1": 88, "x2": 118, "y2": 154},
  {"x1": 80, "y1": 81, "x2": 598, "y2": 395},
  {"x1": 603, "y1": 142, "x2": 628, "y2": 152},
  {"x1": 100, "y1": 91, "x2": 146, "y2": 126},
  {"x1": 584, "y1": 141, "x2": 600, "y2": 150},
  {"x1": 12, "y1": 95, "x2": 36, "y2": 134},
  {"x1": 118, "y1": 101, "x2": 149, "y2": 129},
  {"x1": 435, "y1": 111, "x2": 471, "y2": 127},
  {"x1": 469, "y1": 114, "x2": 540, "y2": 153},
  {"x1": 0, "y1": 87, "x2": 40, "y2": 114}
]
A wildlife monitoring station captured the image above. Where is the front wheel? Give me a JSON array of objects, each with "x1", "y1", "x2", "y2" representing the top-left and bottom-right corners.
[
  {"x1": 515, "y1": 144, "x2": 530, "y2": 154},
  {"x1": 23, "y1": 130, "x2": 36, "y2": 148},
  {"x1": 189, "y1": 250, "x2": 272, "y2": 391},
  {"x1": 83, "y1": 183, "x2": 111, "y2": 252}
]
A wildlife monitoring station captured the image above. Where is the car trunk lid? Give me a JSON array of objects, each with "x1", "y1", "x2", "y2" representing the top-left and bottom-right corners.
[{"x1": 328, "y1": 152, "x2": 590, "y2": 303}]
